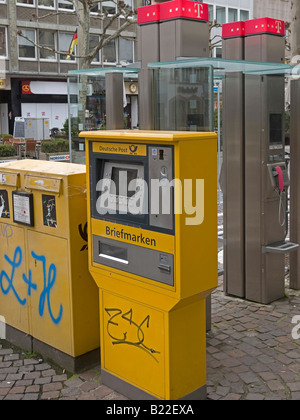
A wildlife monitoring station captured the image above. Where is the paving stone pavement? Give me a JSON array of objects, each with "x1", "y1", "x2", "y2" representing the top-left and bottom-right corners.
[
  {"x1": 1, "y1": 276, "x2": 300, "y2": 400},
  {"x1": 207, "y1": 276, "x2": 300, "y2": 400}
]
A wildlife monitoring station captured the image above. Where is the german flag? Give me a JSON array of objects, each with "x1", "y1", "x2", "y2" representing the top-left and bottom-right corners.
[{"x1": 66, "y1": 28, "x2": 78, "y2": 59}]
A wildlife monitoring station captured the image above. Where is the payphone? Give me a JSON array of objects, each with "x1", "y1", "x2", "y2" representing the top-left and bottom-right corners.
[
  {"x1": 244, "y1": 18, "x2": 298, "y2": 303},
  {"x1": 82, "y1": 129, "x2": 217, "y2": 400},
  {"x1": 222, "y1": 18, "x2": 298, "y2": 304}
]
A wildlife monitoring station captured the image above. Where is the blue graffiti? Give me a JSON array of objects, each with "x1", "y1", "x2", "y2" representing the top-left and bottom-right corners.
[
  {"x1": 0, "y1": 246, "x2": 63, "y2": 325},
  {"x1": 32, "y1": 251, "x2": 63, "y2": 325},
  {"x1": 22, "y1": 270, "x2": 37, "y2": 297},
  {"x1": 0, "y1": 246, "x2": 26, "y2": 306}
]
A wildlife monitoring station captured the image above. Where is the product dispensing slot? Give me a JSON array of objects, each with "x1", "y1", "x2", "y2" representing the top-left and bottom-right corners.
[
  {"x1": 99, "y1": 242, "x2": 128, "y2": 265},
  {"x1": 262, "y1": 241, "x2": 299, "y2": 254},
  {"x1": 93, "y1": 235, "x2": 174, "y2": 286}
]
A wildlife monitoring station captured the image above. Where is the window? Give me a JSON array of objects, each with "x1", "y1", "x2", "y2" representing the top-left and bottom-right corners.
[
  {"x1": 216, "y1": 6, "x2": 225, "y2": 25},
  {"x1": 58, "y1": 0, "x2": 73, "y2": 10},
  {"x1": 90, "y1": 35, "x2": 100, "y2": 63},
  {"x1": 90, "y1": 2, "x2": 99, "y2": 13},
  {"x1": 216, "y1": 47, "x2": 222, "y2": 59},
  {"x1": 0, "y1": 27, "x2": 6, "y2": 57},
  {"x1": 38, "y1": 0, "x2": 55, "y2": 7},
  {"x1": 18, "y1": 29, "x2": 36, "y2": 59},
  {"x1": 125, "y1": 0, "x2": 133, "y2": 11},
  {"x1": 208, "y1": 4, "x2": 214, "y2": 22},
  {"x1": 228, "y1": 8, "x2": 238, "y2": 23},
  {"x1": 59, "y1": 32, "x2": 75, "y2": 60},
  {"x1": 17, "y1": 0, "x2": 34, "y2": 4},
  {"x1": 102, "y1": 1, "x2": 116, "y2": 15},
  {"x1": 103, "y1": 39, "x2": 116, "y2": 63},
  {"x1": 119, "y1": 39, "x2": 133, "y2": 65},
  {"x1": 39, "y1": 30, "x2": 56, "y2": 60},
  {"x1": 240, "y1": 10, "x2": 250, "y2": 21}
]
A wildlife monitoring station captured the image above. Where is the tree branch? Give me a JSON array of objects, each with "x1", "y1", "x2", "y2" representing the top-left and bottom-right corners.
[
  {"x1": 31, "y1": 10, "x2": 75, "y2": 21},
  {"x1": 17, "y1": 2, "x2": 137, "y2": 65},
  {"x1": 87, "y1": 9, "x2": 136, "y2": 62},
  {"x1": 17, "y1": 29, "x2": 84, "y2": 59}
]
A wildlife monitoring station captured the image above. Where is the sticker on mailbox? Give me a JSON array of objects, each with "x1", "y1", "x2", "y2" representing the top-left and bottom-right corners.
[
  {"x1": 0, "y1": 190, "x2": 10, "y2": 219},
  {"x1": 42, "y1": 195, "x2": 57, "y2": 228}
]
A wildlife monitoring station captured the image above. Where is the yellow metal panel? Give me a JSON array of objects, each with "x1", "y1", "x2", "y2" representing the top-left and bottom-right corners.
[
  {"x1": 101, "y1": 290, "x2": 166, "y2": 399},
  {"x1": 0, "y1": 159, "x2": 86, "y2": 176},
  {"x1": 67, "y1": 173, "x2": 100, "y2": 356},
  {"x1": 168, "y1": 297, "x2": 206, "y2": 400},
  {"x1": 27, "y1": 231, "x2": 73, "y2": 356},
  {"x1": 91, "y1": 263, "x2": 176, "y2": 295},
  {"x1": 0, "y1": 223, "x2": 30, "y2": 334},
  {"x1": 83, "y1": 130, "x2": 218, "y2": 398},
  {"x1": 80, "y1": 129, "x2": 217, "y2": 143},
  {"x1": 92, "y1": 269, "x2": 179, "y2": 311},
  {"x1": 92, "y1": 142, "x2": 147, "y2": 156},
  {"x1": 24, "y1": 188, "x2": 69, "y2": 239},
  {"x1": 24, "y1": 174, "x2": 62, "y2": 194},
  {"x1": 0, "y1": 172, "x2": 20, "y2": 187},
  {"x1": 0, "y1": 160, "x2": 100, "y2": 364},
  {"x1": 91, "y1": 219, "x2": 175, "y2": 254}
]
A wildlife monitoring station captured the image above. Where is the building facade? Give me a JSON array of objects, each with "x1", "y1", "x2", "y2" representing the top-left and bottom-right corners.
[
  {"x1": 0, "y1": 0, "x2": 136, "y2": 134},
  {"x1": 253, "y1": 0, "x2": 291, "y2": 22},
  {"x1": 205, "y1": 0, "x2": 291, "y2": 57},
  {"x1": 204, "y1": 0, "x2": 254, "y2": 57}
]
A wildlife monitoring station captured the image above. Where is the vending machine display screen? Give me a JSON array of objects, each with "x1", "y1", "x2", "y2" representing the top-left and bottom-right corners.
[
  {"x1": 94, "y1": 160, "x2": 146, "y2": 221},
  {"x1": 110, "y1": 167, "x2": 138, "y2": 198}
]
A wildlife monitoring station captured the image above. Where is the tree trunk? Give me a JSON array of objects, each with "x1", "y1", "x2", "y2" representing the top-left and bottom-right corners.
[
  {"x1": 291, "y1": 0, "x2": 300, "y2": 59},
  {"x1": 77, "y1": 2, "x2": 91, "y2": 129}
]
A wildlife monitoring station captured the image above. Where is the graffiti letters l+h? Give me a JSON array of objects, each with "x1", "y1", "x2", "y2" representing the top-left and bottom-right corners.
[{"x1": 0, "y1": 246, "x2": 63, "y2": 325}]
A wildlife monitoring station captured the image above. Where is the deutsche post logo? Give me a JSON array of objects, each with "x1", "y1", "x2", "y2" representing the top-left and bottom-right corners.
[{"x1": 129, "y1": 145, "x2": 138, "y2": 154}]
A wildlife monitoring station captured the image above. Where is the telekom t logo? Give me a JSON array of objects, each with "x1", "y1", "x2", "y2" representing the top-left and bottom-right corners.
[
  {"x1": 194, "y1": 2, "x2": 203, "y2": 18},
  {"x1": 275, "y1": 20, "x2": 282, "y2": 34}
]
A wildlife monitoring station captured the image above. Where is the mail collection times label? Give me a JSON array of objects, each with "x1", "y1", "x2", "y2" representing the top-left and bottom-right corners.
[{"x1": 104, "y1": 403, "x2": 197, "y2": 417}]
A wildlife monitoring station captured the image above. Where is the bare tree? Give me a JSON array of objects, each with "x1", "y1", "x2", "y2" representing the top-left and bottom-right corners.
[
  {"x1": 209, "y1": 19, "x2": 222, "y2": 57},
  {"x1": 18, "y1": 0, "x2": 137, "y2": 68},
  {"x1": 291, "y1": 0, "x2": 300, "y2": 61},
  {"x1": 17, "y1": 0, "x2": 137, "y2": 132}
]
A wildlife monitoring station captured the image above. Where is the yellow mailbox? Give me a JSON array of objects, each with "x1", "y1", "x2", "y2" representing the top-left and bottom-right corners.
[
  {"x1": 0, "y1": 160, "x2": 100, "y2": 372},
  {"x1": 81, "y1": 130, "x2": 217, "y2": 399}
]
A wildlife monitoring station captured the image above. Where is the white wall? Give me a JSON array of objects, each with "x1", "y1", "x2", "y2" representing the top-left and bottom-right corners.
[{"x1": 21, "y1": 103, "x2": 68, "y2": 130}]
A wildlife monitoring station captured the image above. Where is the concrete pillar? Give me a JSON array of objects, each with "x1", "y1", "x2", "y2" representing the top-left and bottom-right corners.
[{"x1": 105, "y1": 73, "x2": 124, "y2": 130}]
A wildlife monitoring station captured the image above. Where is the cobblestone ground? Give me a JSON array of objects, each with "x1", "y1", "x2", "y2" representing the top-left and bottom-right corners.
[
  {"x1": 0, "y1": 344, "x2": 127, "y2": 400},
  {"x1": 207, "y1": 277, "x2": 300, "y2": 400},
  {"x1": 2, "y1": 195, "x2": 300, "y2": 400},
  {"x1": 1, "y1": 276, "x2": 300, "y2": 400}
]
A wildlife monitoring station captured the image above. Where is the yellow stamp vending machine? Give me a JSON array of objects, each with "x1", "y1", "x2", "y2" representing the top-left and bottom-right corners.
[
  {"x1": 0, "y1": 160, "x2": 99, "y2": 372},
  {"x1": 81, "y1": 130, "x2": 217, "y2": 399}
]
